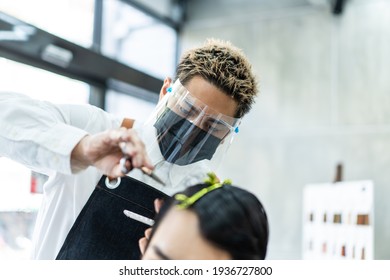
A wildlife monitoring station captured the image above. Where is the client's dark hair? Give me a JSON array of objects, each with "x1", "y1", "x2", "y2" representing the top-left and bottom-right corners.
[{"x1": 150, "y1": 183, "x2": 269, "y2": 260}]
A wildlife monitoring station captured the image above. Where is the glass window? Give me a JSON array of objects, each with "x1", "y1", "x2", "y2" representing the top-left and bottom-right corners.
[
  {"x1": 0, "y1": 58, "x2": 90, "y2": 259},
  {"x1": 0, "y1": 0, "x2": 95, "y2": 48},
  {"x1": 134, "y1": 0, "x2": 174, "y2": 18},
  {"x1": 105, "y1": 90, "x2": 157, "y2": 124},
  {"x1": 102, "y1": 0, "x2": 177, "y2": 80},
  {"x1": 0, "y1": 159, "x2": 40, "y2": 260},
  {"x1": 0, "y1": 58, "x2": 90, "y2": 103}
]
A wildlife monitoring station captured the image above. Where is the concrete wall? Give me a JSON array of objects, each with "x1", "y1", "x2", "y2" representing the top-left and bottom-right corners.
[{"x1": 180, "y1": 0, "x2": 390, "y2": 259}]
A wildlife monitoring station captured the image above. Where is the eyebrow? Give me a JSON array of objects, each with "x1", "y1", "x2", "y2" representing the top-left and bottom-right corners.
[{"x1": 153, "y1": 246, "x2": 172, "y2": 260}]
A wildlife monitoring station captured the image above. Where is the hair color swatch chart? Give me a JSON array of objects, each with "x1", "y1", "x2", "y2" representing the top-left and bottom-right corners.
[{"x1": 303, "y1": 180, "x2": 374, "y2": 259}]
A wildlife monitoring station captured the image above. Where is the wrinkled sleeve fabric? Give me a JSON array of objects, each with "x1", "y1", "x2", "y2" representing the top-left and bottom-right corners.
[{"x1": 0, "y1": 92, "x2": 121, "y2": 175}]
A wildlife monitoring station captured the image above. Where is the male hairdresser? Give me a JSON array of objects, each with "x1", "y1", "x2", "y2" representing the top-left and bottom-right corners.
[{"x1": 0, "y1": 39, "x2": 258, "y2": 259}]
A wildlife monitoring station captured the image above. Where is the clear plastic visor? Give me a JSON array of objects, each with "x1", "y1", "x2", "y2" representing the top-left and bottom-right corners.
[
  {"x1": 129, "y1": 79, "x2": 241, "y2": 192},
  {"x1": 160, "y1": 79, "x2": 240, "y2": 139}
]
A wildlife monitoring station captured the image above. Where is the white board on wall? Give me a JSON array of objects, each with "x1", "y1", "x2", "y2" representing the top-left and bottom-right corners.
[{"x1": 303, "y1": 180, "x2": 374, "y2": 260}]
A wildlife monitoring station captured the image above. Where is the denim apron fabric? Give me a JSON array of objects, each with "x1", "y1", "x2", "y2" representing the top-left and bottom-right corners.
[{"x1": 56, "y1": 175, "x2": 169, "y2": 260}]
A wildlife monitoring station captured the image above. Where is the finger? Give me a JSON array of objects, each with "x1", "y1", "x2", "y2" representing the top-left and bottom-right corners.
[
  {"x1": 120, "y1": 144, "x2": 141, "y2": 168},
  {"x1": 120, "y1": 142, "x2": 136, "y2": 157},
  {"x1": 121, "y1": 140, "x2": 153, "y2": 170},
  {"x1": 132, "y1": 147, "x2": 153, "y2": 170},
  {"x1": 119, "y1": 157, "x2": 132, "y2": 174},
  {"x1": 143, "y1": 155, "x2": 154, "y2": 170},
  {"x1": 120, "y1": 129, "x2": 142, "y2": 147},
  {"x1": 107, "y1": 127, "x2": 127, "y2": 144},
  {"x1": 120, "y1": 147, "x2": 153, "y2": 173},
  {"x1": 154, "y1": 198, "x2": 164, "y2": 214},
  {"x1": 110, "y1": 163, "x2": 129, "y2": 178},
  {"x1": 144, "y1": 227, "x2": 152, "y2": 240},
  {"x1": 120, "y1": 130, "x2": 153, "y2": 170},
  {"x1": 139, "y1": 237, "x2": 148, "y2": 255},
  {"x1": 139, "y1": 228, "x2": 152, "y2": 256},
  {"x1": 102, "y1": 130, "x2": 128, "y2": 153}
]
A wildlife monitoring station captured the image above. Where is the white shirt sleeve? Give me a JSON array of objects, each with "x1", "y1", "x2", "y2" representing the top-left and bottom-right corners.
[{"x1": 0, "y1": 92, "x2": 122, "y2": 175}]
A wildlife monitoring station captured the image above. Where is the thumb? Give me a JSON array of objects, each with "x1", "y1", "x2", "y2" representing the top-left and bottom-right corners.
[{"x1": 154, "y1": 198, "x2": 164, "y2": 214}]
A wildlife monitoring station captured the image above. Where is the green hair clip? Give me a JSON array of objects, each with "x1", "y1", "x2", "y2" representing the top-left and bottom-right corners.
[{"x1": 175, "y1": 172, "x2": 232, "y2": 209}]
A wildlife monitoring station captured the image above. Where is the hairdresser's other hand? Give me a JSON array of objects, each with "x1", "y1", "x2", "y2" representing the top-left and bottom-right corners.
[
  {"x1": 71, "y1": 127, "x2": 153, "y2": 178},
  {"x1": 139, "y1": 198, "x2": 164, "y2": 255},
  {"x1": 153, "y1": 198, "x2": 164, "y2": 214}
]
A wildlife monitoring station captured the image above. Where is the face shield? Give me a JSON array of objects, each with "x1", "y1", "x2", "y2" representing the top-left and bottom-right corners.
[{"x1": 128, "y1": 79, "x2": 241, "y2": 194}]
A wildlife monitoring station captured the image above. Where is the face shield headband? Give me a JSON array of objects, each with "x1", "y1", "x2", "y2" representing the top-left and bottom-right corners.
[{"x1": 153, "y1": 79, "x2": 241, "y2": 166}]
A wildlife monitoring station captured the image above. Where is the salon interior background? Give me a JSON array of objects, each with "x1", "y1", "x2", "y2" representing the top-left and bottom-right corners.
[{"x1": 0, "y1": 0, "x2": 389, "y2": 259}]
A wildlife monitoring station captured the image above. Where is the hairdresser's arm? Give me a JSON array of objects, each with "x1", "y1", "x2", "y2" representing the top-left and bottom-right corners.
[{"x1": 0, "y1": 92, "x2": 150, "y2": 177}]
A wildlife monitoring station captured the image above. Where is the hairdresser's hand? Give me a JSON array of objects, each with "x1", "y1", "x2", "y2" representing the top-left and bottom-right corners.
[
  {"x1": 71, "y1": 127, "x2": 153, "y2": 177},
  {"x1": 139, "y1": 198, "x2": 164, "y2": 256}
]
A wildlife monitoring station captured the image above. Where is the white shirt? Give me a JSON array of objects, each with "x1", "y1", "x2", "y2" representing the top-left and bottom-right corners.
[
  {"x1": 0, "y1": 92, "x2": 121, "y2": 259},
  {"x1": 0, "y1": 92, "x2": 210, "y2": 259}
]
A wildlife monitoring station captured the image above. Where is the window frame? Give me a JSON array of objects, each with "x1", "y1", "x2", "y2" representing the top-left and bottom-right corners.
[{"x1": 0, "y1": 0, "x2": 183, "y2": 108}]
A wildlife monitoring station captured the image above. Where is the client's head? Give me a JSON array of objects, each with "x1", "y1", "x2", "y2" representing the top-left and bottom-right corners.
[{"x1": 142, "y1": 175, "x2": 269, "y2": 260}]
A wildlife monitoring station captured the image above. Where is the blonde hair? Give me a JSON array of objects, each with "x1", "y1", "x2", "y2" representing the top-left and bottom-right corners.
[{"x1": 176, "y1": 39, "x2": 258, "y2": 118}]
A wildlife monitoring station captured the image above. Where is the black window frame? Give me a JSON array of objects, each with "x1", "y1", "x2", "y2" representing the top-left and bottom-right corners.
[{"x1": 0, "y1": 0, "x2": 184, "y2": 109}]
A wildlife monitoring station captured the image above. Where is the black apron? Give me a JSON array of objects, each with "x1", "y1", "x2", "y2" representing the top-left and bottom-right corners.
[{"x1": 56, "y1": 175, "x2": 169, "y2": 260}]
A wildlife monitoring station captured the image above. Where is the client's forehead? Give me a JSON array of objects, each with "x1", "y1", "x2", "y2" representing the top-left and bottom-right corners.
[{"x1": 144, "y1": 208, "x2": 230, "y2": 260}]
